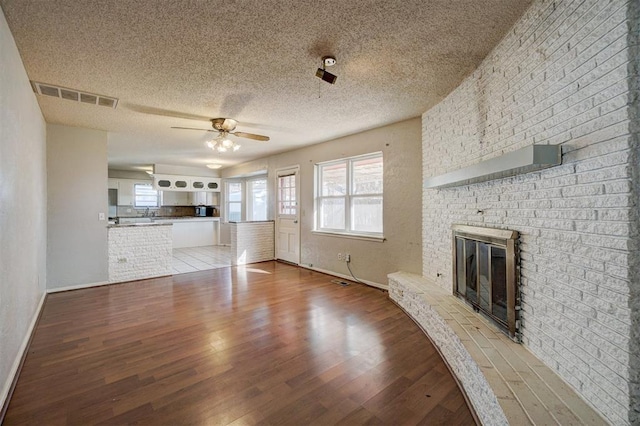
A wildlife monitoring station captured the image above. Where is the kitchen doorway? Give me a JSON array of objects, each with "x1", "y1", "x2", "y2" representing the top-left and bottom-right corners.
[{"x1": 275, "y1": 166, "x2": 300, "y2": 264}]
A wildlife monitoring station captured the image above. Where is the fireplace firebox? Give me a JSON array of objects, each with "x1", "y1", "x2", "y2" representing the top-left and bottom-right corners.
[{"x1": 452, "y1": 225, "x2": 520, "y2": 340}]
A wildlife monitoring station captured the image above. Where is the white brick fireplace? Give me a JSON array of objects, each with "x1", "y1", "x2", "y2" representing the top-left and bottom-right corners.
[{"x1": 420, "y1": 0, "x2": 639, "y2": 424}]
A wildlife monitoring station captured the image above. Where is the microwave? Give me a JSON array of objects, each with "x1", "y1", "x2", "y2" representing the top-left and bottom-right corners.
[{"x1": 195, "y1": 206, "x2": 216, "y2": 217}]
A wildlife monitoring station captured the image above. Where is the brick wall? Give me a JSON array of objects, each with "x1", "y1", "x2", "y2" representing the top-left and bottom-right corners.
[
  {"x1": 421, "y1": 0, "x2": 637, "y2": 423},
  {"x1": 108, "y1": 225, "x2": 173, "y2": 283},
  {"x1": 230, "y1": 222, "x2": 275, "y2": 265}
]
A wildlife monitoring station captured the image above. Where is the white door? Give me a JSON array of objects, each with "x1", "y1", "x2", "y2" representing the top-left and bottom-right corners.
[{"x1": 275, "y1": 167, "x2": 300, "y2": 264}]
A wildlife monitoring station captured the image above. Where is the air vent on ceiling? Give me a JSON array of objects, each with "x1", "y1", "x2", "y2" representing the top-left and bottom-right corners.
[{"x1": 30, "y1": 81, "x2": 118, "y2": 109}]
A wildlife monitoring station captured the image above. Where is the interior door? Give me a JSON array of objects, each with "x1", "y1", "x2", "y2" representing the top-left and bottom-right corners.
[{"x1": 275, "y1": 167, "x2": 300, "y2": 264}]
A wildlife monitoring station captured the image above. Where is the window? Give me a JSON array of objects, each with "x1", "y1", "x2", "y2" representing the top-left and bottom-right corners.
[
  {"x1": 226, "y1": 181, "x2": 243, "y2": 222},
  {"x1": 134, "y1": 183, "x2": 159, "y2": 208},
  {"x1": 247, "y1": 178, "x2": 268, "y2": 221},
  {"x1": 315, "y1": 152, "x2": 383, "y2": 237},
  {"x1": 224, "y1": 177, "x2": 269, "y2": 222},
  {"x1": 278, "y1": 174, "x2": 297, "y2": 216}
]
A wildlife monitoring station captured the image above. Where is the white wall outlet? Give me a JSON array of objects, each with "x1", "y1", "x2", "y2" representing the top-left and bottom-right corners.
[
  {"x1": 337, "y1": 253, "x2": 343, "y2": 261},
  {"x1": 99, "y1": 212, "x2": 105, "y2": 221}
]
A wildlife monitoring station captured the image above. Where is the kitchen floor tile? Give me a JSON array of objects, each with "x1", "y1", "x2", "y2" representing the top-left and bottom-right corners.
[{"x1": 172, "y1": 245, "x2": 231, "y2": 274}]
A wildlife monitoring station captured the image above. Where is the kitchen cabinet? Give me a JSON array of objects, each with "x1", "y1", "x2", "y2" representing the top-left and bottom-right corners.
[
  {"x1": 188, "y1": 191, "x2": 220, "y2": 206},
  {"x1": 206, "y1": 192, "x2": 219, "y2": 206},
  {"x1": 108, "y1": 178, "x2": 153, "y2": 206},
  {"x1": 117, "y1": 179, "x2": 135, "y2": 206},
  {"x1": 188, "y1": 191, "x2": 206, "y2": 206},
  {"x1": 153, "y1": 174, "x2": 221, "y2": 192},
  {"x1": 161, "y1": 191, "x2": 189, "y2": 206}
]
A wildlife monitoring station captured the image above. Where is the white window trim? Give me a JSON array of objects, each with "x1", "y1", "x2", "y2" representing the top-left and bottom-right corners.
[
  {"x1": 133, "y1": 183, "x2": 159, "y2": 208},
  {"x1": 224, "y1": 175, "x2": 269, "y2": 223},
  {"x1": 314, "y1": 152, "x2": 383, "y2": 238},
  {"x1": 225, "y1": 180, "x2": 244, "y2": 223},
  {"x1": 247, "y1": 176, "x2": 268, "y2": 221}
]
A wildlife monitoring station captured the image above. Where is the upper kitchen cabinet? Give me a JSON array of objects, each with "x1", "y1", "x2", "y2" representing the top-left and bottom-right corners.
[
  {"x1": 187, "y1": 191, "x2": 220, "y2": 206},
  {"x1": 161, "y1": 191, "x2": 189, "y2": 206},
  {"x1": 153, "y1": 174, "x2": 221, "y2": 192},
  {"x1": 114, "y1": 178, "x2": 152, "y2": 206}
]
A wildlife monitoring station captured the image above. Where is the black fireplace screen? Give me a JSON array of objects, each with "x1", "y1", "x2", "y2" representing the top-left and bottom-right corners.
[{"x1": 452, "y1": 225, "x2": 519, "y2": 339}]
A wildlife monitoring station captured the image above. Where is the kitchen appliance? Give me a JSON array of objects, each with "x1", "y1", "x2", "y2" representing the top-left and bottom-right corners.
[{"x1": 195, "y1": 206, "x2": 206, "y2": 217}]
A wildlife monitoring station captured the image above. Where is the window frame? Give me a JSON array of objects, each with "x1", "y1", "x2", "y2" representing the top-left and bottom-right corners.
[
  {"x1": 225, "y1": 180, "x2": 244, "y2": 223},
  {"x1": 247, "y1": 176, "x2": 268, "y2": 221},
  {"x1": 224, "y1": 175, "x2": 269, "y2": 223},
  {"x1": 133, "y1": 183, "x2": 159, "y2": 208},
  {"x1": 314, "y1": 152, "x2": 384, "y2": 239}
]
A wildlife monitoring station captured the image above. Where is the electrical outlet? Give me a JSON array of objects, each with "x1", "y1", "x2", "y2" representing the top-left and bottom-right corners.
[
  {"x1": 337, "y1": 253, "x2": 343, "y2": 261},
  {"x1": 345, "y1": 254, "x2": 351, "y2": 262},
  {"x1": 118, "y1": 258, "x2": 127, "y2": 263}
]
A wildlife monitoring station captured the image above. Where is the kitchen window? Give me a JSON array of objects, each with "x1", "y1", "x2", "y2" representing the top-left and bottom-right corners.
[
  {"x1": 247, "y1": 178, "x2": 267, "y2": 221},
  {"x1": 226, "y1": 181, "x2": 243, "y2": 222},
  {"x1": 315, "y1": 152, "x2": 383, "y2": 238},
  {"x1": 133, "y1": 183, "x2": 159, "y2": 208}
]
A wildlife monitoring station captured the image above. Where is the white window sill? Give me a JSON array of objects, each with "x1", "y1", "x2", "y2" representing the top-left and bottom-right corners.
[{"x1": 312, "y1": 230, "x2": 385, "y2": 242}]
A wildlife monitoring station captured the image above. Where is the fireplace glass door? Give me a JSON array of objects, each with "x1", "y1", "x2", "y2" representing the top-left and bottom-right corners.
[{"x1": 453, "y1": 225, "x2": 518, "y2": 339}]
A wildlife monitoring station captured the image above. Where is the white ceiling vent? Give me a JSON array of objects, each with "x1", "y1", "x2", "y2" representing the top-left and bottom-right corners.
[{"x1": 30, "y1": 81, "x2": 118, "y2": 109}]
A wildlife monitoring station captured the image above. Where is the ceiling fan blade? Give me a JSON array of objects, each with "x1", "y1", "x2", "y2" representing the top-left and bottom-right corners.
[
  {"x1": 231, "y1": 131, "x2": 270, "y2": 141},
  {"x1": 171, "y1": 126, "x2": 217, "y2": 132},
  {"x1": 123, "y1": 103, "x2": 213, "y2": 121}
]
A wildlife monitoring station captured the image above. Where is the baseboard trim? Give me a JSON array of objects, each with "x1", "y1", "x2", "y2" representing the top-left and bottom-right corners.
[
  {"x1": 0, "y1": 291, "x2": 46, "y2": 422},
  {"x1": 297, "y1": 264, "x2": 387, "y2": 290},
  {"x1": 47, "y1": 280, "x2": 111, "y2": 293}
]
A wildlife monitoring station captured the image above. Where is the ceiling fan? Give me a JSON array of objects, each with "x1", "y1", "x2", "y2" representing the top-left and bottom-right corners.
[{"x1": 172, "y1": 118, "x2": 270, "y2": 141}]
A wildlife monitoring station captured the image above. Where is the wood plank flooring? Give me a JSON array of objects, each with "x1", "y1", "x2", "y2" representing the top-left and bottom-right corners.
[{"x1": 4, "y1": 262, "x2": 475, "y2": 425}]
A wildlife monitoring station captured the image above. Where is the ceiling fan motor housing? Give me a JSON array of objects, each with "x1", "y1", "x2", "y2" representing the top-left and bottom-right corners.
[{"x1": 211, "y1": 118, "x2": 237, "y2": 132}]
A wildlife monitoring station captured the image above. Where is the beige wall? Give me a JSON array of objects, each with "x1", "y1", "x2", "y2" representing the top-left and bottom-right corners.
[
  {"x1": 47, "y1": 124, "x2": 109, "y2": 289},
  {"x1": 223, "y1": 117, "x2": 422, "y2": 286},
  {"x1": 0, "y1": 9, "x2": 47, "y2": 409}
]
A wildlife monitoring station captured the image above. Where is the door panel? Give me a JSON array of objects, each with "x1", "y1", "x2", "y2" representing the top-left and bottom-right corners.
[{"x1": 275, "y1": 168, "x2": 300, "y2": 264}]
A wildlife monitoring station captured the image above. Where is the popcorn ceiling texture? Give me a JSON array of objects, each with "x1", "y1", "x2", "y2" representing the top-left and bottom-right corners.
[
  {"x1": 421, "y1": 0, "x2": 638, "y2": 424},
  {"x1": 0, "y1": 0, "x2": 533, "y2": 170}
]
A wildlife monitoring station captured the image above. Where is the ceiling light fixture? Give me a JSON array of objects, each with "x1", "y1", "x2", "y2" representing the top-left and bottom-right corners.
[
  {"x1": 206, "y1": 164, "x2": 222, "y2": 169},
  {"x1": 316, "y1": 56, "x2": 337, "y2": 84},
  {"x1": 205, "y1": 133, "x2": 241, "y2": 153}
]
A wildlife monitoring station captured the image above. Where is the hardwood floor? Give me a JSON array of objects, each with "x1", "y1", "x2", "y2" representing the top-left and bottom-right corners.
[{"x1": 4, "y1": 262, "x2": 475, "y2": 425}]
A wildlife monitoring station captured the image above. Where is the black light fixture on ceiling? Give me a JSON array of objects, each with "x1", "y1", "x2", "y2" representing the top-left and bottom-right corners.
[{"x1": 316, "y1": 56, "x2": 337, "y2": 84}]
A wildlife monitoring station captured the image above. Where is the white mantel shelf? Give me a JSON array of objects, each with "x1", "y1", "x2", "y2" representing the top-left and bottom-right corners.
[{"x1": 424, "y1": 145, "x2": 561, "y2": 189}]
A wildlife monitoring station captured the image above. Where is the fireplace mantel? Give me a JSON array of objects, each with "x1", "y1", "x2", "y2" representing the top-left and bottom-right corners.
[{"x1": 423, "y1": 144, "x2": 561, "y2": 189}]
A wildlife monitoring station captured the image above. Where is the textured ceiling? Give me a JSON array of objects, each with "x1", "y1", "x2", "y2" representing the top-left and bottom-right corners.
[{"x1": 1, "y1": 0, "x2": 533, "y2": 171}]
